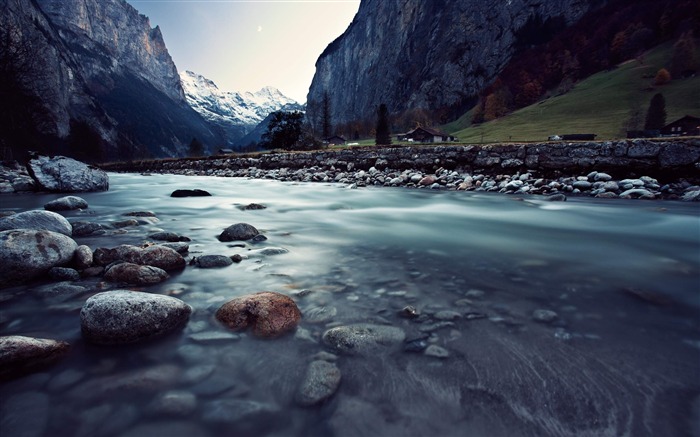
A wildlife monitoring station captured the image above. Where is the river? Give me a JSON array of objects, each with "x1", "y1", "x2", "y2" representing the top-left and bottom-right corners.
[{"x1": 1, "y1": 173, "x2": 699, "y2": 436}]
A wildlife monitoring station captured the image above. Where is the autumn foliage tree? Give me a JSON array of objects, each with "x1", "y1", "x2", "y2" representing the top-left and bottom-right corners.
[{"x1": 654, "y1": 68, "x2": 671, "y2": 85}]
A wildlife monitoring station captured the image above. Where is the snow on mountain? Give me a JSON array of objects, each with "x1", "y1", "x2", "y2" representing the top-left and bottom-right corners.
[{"x1": 180, "y1": 70, "x2": 302, "y2": 132}]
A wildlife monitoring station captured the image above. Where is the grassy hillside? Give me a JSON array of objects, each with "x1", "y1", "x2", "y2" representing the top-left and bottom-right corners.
[{"x1": 446, "y1": 42, "x2": 700, "y2": 143}]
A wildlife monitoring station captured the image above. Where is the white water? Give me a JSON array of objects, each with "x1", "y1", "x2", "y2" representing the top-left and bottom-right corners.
[{"x1": 1, "y1": 173, "x2": 699, "y2": 436}]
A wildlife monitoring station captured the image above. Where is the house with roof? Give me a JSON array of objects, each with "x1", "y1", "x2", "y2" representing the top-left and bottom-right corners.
[
  {"x1": 324, "y1": 135, "x2": 346, "y2": 146},
  {"x1": 397, "y1": 127, "x2": 456, "y2": 143},
  {"x1": 660, "y1": 115, "x2": 700, "y2": 137}
]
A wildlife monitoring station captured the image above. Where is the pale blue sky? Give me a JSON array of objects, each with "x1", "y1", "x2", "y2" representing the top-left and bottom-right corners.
[{"x1": 127, "y1": 0, "x2": 360, "y2": 102}]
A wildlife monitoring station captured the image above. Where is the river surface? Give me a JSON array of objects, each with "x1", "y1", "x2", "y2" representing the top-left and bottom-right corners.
[{"x1": 1, "y1": 173, "x2": 699, "y2": 437}]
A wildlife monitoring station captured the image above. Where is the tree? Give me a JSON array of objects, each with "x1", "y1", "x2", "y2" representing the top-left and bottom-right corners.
[
  {"x1": 654, "y1": 68, "x2": 671, "y2": 85},
  {"x1": 375, "y1": 104, "x2": 392, "y2": 145},
  {"x1": 644, "y1": 93, "x2": 666, "y2": 130},
  {"x1": 188, "y1": 137, "x2": 204, "y2": 156},
  {"x1": 670, "y1": 31, "x2": 698, "y2": 78},
  {"x1": 321, "y1": 92, "x2": 332, "y2": 139},
  {"x1": 260, "y1": 111, "x2": 304, "y2": 150}
]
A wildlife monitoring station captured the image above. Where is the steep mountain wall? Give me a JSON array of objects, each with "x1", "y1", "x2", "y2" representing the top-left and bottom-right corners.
[
  {"x1": 307, "y1": 0, "x2": 602, "y2": 126},
  {"x1": 0, "y1": 0, "x2": 116, "y2": 141},
  {"x1": 1, "y1": 0, "x2": 221, "y2": 158}
]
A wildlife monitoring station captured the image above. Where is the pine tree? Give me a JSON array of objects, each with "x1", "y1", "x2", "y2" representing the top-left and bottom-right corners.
[
  {"x1": 670, "y1": 31, "x2": 698, "y2": 78},
  {"x1": 644, "y1": 93, "x2": 666, "y2": 130},
  {"x1": 188, "y1": 137, "x2": 204, "y2": 156},
  {"x1": 375, "y1": 103, "x2": 391, "y2": 145}
]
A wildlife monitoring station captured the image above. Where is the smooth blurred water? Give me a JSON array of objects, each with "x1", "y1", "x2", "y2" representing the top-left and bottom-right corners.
[{"x1": 1, "y1": 173, "x2": 699, "y2": 437}]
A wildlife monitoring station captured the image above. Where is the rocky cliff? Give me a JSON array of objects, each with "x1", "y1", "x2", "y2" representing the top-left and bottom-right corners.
[
  {"x1": 307, "y1": 0, "x2": 603, "y2": 127},
  {"x1": 1, "y1": 0, "x2": 221, "y2": 159}
]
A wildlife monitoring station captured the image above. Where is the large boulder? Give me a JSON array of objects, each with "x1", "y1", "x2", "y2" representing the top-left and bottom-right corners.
[
  {"x1": 0, "y1": 210, "x2": 72, "y2": 236},
  {"x1": 0, "y1": 336, "x2": 70, "y2": 380},
  {"x1": 215, "y1": 292, "x2": 301, "y2": 338},
  {"x1": 27, "y1": 155, "x2": 108, "y2": 192},
  {"x1": 104, "y1": 262, "x2": 169, "y2": 285},
  {"x1": 80, "y1": 290, "x2": 192, "y2": 345},
  {"x1": 93, "y1": 244, "x2": 185, "y2": 271},
  {"x1": 217, "y1": 223, "x2": 259, "y2": 242},
  {"x1": 44, "y1": 195, "x2": 88, "y2": 211},
  {"x1": 0, "y1": 229, "x2": 78, "y2": 287}
]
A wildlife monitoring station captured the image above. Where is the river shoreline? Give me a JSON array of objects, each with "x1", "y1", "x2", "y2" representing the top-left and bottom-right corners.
[{"x1": 99, "y1": 140, "x2": 700, "y2": 201}]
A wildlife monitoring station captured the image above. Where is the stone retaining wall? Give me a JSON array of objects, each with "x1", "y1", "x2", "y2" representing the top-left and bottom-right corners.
[{"x1": 102, "y1": 139, "x2": 700, "y2": 181}]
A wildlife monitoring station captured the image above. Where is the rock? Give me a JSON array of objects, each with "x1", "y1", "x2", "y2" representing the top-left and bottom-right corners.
[
  {"x1": 34, "y1": 282, "x2": 87, "y2": 301},
  {"x1": 0, "y1": 210, "x2": 72, "y2": 236},
  {"x1": 27, "y1": 155, "x2": 108, "y2": 192},
  {"x1": 398, "y1": 305, "x2": 420, "y2": 318},
  {"x1": 572, "y1": 180, "x2": 592, "y2": 190},
  {"x1": 242, "y1": 203, "x2": 266, "y2": 210},
  {"x1": 48, "y1": 266, "x2": 80, "y2": 281},
  {"x1": 543, "y1": 193, "x2": 567, "y2": 201},
  {"x1": 296, "y1": 360, "x2": 342, "y2": 406},
  {"x1": 147, "y1": 390, "x2": 198, "y2": 416},
  {"x1": 682, "y1": 189, "x2": 700, "y2": 201},
  {"x1": 594, "y1": 172, "x2": 612, "y2": 182},
  {"x1": 303, "y1": 305, "x2": 337, "y2": 324},
  {"x1": 0, "y1": 229, "x2": 78, "y2": 287},
  {"x1": 619, "y1": 188, "x2": 654, "y2": 199},
  {"x1": 218, "y1": 223, "x2": 260, "y2": 242},
  {"x1": 170, "y1": 189, "x2": 211, "y2": 197},
  {"x1": 104, "y1": 262, "x2": 169, "y2": 285},
  {"x1": 215, "y1": 291, "x2": 301, "y2": 338},
  {"x1": 158, "y1": 242, "x2": 190, "y2": 254},
  {"x1": 74, "y1": 245, "x2": 93, "y2": 269},
  {"x1": 195, "y1": 255, "x2": 233, "y2": 268},
  {"x1": 246, "y1": 247, "x2": 289, "y2": 257},
  {"x1": 149, "y1": 231, "x2": 190, "y2": 242},
  {"x1": 44, "y1": 195, "x2": 88, "y2": 211},
  {"x1": 71, "y1": 221, "x2": 105, "y2": 236},
  {"x1": 0, "y1": 336, "x2": 70, "y2": 380},
  {"x1": 322, "y1": 324, "x2": 406, "y2": 355},
  {"x1": 532, "y1": 309, "x2": 559, "y2": 323},
  {"x1": 112, "y1": 219, "x2": 140, "y2": 228},
  {"x1": 80, "y1": 290, "x2": 192, "y2": 344},
  {"x1": 124, "y1": 211, "x2": 157, "y2": 217},
  {"x1": 419, "y1": 175, "x2": 437, "y2": 186},
  {"x1": 424, "y1": 344, "x2": 450, "y2": 358},
  {"x1": 118, "y1": 421, "x2": 210, "y2": 437},
  {"x1": 93, "y1": 244, "x2": 185, "y2": 271}
]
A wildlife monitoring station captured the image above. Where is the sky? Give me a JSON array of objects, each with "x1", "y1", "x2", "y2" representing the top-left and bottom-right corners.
[{"x1": 126, "y1": 0, "x2": 360, "y2": 103}]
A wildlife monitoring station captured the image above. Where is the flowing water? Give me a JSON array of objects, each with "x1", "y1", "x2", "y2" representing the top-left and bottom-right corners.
[{"x1": 1, "y1": 173, "x2": 699, "y2": 437}]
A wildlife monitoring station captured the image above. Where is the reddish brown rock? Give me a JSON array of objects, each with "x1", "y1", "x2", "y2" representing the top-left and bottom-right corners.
[
  {"x1": 0, "y1": 336, "x2": 70, "y2": 381},
  {"x1": 215, "y1": 292, "x2": 301, "y2": 338}
]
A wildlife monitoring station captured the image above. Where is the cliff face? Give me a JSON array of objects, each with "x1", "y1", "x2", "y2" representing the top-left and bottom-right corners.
[
  {"x1": 307, "y1": 0, "x2": 601, "y2": 126},
  {"x1": 0, "y1": 0, "x2": 220, "y2": 158},
  {"x1": 36, "y1": 0, "x2": 185, "y2": 103}
]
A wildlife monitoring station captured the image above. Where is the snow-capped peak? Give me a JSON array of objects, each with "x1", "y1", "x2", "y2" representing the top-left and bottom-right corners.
[{"x1": 180, "y1": 70, "x2": 301, "y2": 127}]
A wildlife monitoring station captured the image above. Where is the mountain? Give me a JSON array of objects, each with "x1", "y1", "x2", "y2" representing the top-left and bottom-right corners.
[
  {"x1": 307, "y1": 0, "x2": 605, "y2": 130},
  {"x1": 180, "y1": 71, "x2": 303, "y2": 147},
  {"x1": 1, "y1": 0, "x2": 222, "y2": 160}
]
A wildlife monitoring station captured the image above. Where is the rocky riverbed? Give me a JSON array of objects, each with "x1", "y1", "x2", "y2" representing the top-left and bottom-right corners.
[
  {"x1": 1, "y1": 164, "x2": 699, "y2": 436},
  {"x1": 99, "y1": 140, "x2": 700, "y2": 201}
]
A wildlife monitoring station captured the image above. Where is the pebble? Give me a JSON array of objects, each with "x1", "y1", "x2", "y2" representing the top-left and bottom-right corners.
[
  {"x1": 532, "y1": 309, "x2": 559, "y2": 323},
  {"x1": 424, "y1": 344, "x2": 450, "y2": 358},
  {"x1": 322, "y1": 323, "x2": 405, "y2": 355}
]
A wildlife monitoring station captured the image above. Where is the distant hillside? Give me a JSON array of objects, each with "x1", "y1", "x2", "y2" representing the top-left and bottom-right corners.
[{"x1": 446, "y1": 42, "x2": 700, "y2": 142}]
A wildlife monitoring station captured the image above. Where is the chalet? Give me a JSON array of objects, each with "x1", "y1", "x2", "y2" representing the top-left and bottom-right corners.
[
  {"x1": 217, "y1": 148, "x2": 234, "y2": 155},
  {"x1": 398, "y1": 127, "x2": 455, "y2": 143},
  {"x1": 324, "y1": 135, "x2": 346, "y2": 146},
  {"x1": 660, "y1": 115, "x2": 700, "y2": 137}
]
